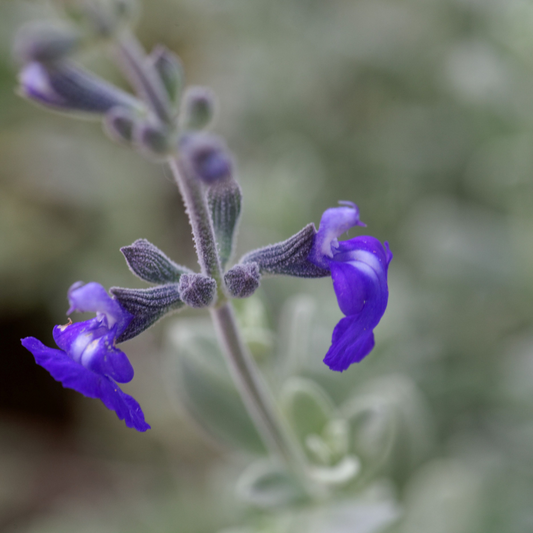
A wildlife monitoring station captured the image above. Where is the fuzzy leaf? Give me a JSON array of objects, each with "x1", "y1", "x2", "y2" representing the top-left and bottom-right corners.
[{"x1": 165, "y1": 319, "x2": 266, "y2": 454}]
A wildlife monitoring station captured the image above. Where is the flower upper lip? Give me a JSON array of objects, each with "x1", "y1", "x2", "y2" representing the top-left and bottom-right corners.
[{"x1": 309, "y1": 202, "x2": 366, "y2": 269}]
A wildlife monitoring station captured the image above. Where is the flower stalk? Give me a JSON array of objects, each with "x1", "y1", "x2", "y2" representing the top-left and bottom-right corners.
[
  {"x1": 114, "y1": 29, "x2": 173, "y2": 125},
  {"x1": 114, "y1": 30, "x2": 309, "y2": 478},
  {"x1": 169, "y1": 155, "x2": 309, "y2": 478}
]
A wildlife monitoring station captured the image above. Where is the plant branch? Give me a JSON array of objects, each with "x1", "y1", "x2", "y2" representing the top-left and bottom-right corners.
[
  {"x1": 112, "y1": 30, "x2": 310, "y2": 483},
  {"x1": 113, "y1": 29, "x2": 173, "y2": 125}
]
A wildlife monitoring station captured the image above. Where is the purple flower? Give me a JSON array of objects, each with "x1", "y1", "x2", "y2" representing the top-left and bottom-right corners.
[
  {"x1": 309, "y1": 202, "x2": 392, "y2": 372},
  {"x1": 21, "y1": 282, "x2": 150, "y2": 431}
]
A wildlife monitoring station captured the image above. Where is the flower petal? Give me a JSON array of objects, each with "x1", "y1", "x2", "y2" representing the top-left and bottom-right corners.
[
  {"x1": 67, "y1": 282, "x2": 131, "y2": 334},
  {"x1": 21, "y1": 337, "x2": 149, "y2": 432},
  {"x1": 334, "y1": 235, "x2": 391, "y2": 266},
  {"x1": 323, "y1": 316, "x2": 375, "y2": 372},
  {"x1": 325, "y1": 236, "x2": 391, "y2": 372},
  {"x1": 80, "y1": 335, "x2": 135, "y2": 384},
  {"x1": 330, "y1": 236, "x2": 390, "y2": 320},
  {"x1": 53, "y1": 317, "x2": 105, "y2": 357},
  {"x1": 52, "y1": 320, "x2": 134, "y2": 383},
  {"x1": 309, "y1": 204, "x2": 365, "y2": 269}
]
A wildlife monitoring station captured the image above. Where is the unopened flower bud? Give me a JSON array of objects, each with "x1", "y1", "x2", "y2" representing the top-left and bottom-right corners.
[
  {"x1": 14, "y1": 22, "x2": 82, "y2": 64},
  {"x1": 208, "y1": 178, "x2": 242, "y2": 268},
  {"x1": 178, "y1": 273, "x2": 217, "y2": 308},
  {"x1": 181, "y1": 86, "x2": 216, "y2": 130},
  {"x1": 120, "y1": 239, "x2": 193, "y2": 284},
  {"x1": 224, "y1": 263, "x2": 261, "y2": 299},
  {"x1": 103, "y1": 106, "x2": 137, "y2": 143},
  {"x1": 135, "y1": 122, "x2": 174, "y2": 158},
  {"x1": 149, "y1": 45, "x2": 184, "y2": 105},
  {"x1": 18, "y1": 60, "x2": 142, "y2": 115},
  {"x1": 180, "y1": 132, "x2": 233, "y2": 184}
]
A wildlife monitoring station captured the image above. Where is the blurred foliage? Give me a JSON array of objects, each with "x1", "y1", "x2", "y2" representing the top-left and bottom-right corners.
[{"x1": 3, "y1": 0, "x2": 533, "y2": 531}]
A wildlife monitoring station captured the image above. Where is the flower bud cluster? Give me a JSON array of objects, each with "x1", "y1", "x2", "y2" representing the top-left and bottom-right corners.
[{"x1": 111, "y1": 239, "x2": 220, "y2": 341}]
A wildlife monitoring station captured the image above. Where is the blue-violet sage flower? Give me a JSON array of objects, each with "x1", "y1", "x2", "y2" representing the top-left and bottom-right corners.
[
  {"x1": 21, "y1": 282, "x2": 150, "y2": 431},
  {"x1": 309, "y1": 202, "x2": 392, "y2": 372}
]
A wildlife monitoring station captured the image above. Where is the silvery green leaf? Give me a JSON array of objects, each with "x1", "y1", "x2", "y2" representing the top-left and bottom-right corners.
[
  {"x1": 280, "y1": 377, "x2": 336, "y2": 450},
  {"x1": 233, "y1": 296, "x2": 274, "y2": 360},
  {"x1": 305, "y1": 497, "x2": 401, "y2": 533},
  {"x1": 276, "y1": 294, "x2": 318, "y2": 378},
  {"x1": 342, "y1": 374, "x2": 433, "y2": 479},
  {"x1": 236, "y1": 459, "x2": 307, "y2": 508},
  {"x1": 308, "y1": 455, "x2": 361, "y2": 486},
  {"x1": 222, "y1": 489, "x2": 400, "y2": 533},
  {"x1": 165, "y1": 319, "x2": 266, "y2": 454},
  {"x1": 279, "y1": 376, "x2": 357, "y2": 470}
]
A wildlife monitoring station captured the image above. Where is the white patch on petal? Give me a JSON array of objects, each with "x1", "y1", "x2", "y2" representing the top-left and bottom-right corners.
[
  {"x1": 80, "y1": 338, "x2": 103, "y2": 368},
  {"x1": 322, "y1": 232, "x2": 339, "y2": 258},
  {"x1": 70, "y1": 333, "x2": 94, "y2": 363},
  {"x1": 351, "y1": 250, "x2": 383, "y2": 272}
]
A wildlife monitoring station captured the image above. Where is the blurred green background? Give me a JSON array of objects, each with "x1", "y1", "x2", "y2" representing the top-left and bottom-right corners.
[{"x1": 2, "y1": 0, "x2": 533, "y2": 531}]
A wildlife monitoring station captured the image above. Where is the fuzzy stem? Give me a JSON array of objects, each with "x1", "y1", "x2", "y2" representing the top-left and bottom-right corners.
[
  {"x1": 114, "y1": 30, "x2": 173, "y2": 125},
  {"x1": 168, "y1": 157, "x2": 225, "y2": 298},
  {"x1": 113, "y1": 31, "x2": 309, "y2": 481},
  {"x1": 169, "y1": 157, "x2": 308, "y2": 476},
  {"x1": 211, "y1": 302, "x2": 301, "y2": 464}
]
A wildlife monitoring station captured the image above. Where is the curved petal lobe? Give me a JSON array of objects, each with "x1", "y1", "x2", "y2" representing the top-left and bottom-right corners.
[
  {"x1": 80, "y1": 336, "x2": 135, "y2": 384},
  {"x1": 326, "y1": 236, "x2": 391, "y2": 372},
  {"x1": 21, "y1": 337, "x2": 149, "y2": 432},
  {"x1": 323, "y1": 316, "x2": 375, "y2": 372},
  {"x1": 52, "y1": 321, "x2": 134, "y2": 383}
]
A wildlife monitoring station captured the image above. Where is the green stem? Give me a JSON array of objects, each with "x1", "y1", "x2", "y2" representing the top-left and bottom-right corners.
[
  {"x1": 167, "y1": 157, "x2": 310, "y2": 477},
  {"x1": 210, "y1": 302, "x2": 298, "y2": 464},
  {"x1": 168, "y1": 157, "x2": 307, "y2": 471},
  {"x1": 113, "y1": 31, "x2": 309, "y2": 480},
  {"x1": 168, "y1": 157, "x2": 225, "y2": 299},
  {"x1": 114, "y1": 30, "x2": 173, "y2": 125}
]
